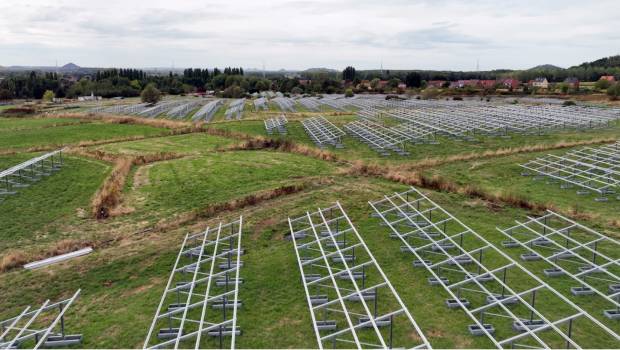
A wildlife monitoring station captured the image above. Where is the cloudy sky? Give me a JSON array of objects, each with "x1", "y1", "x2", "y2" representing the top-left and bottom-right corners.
[{"x1": 1, "y1": 0, "x2": 619, "y2": 70}]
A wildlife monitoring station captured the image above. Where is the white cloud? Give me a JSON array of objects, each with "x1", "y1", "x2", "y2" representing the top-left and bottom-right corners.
[{"x1": 1, "y1": 0, "x2": 619, "y2": 70}]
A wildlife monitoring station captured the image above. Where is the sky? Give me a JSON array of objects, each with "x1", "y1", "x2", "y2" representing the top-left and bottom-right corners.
[{"x1": 1, "y1": 0, "x2": 619, "y2": 71}]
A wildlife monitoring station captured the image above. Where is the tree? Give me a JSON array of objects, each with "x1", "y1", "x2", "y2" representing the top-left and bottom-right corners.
[
  {"x1": 405, "y1": 72, "x2": 422, "y2": 88},
  {"x1": 291, "y1": 86, "x2": 303, "y2": 95},
  {"x1": 595, "y1": 79, "x2": 612, "y2": 90},
  {"x1": 42, "y1": 90, "x2": 55, "y2": 102},
  {"x1": 607, "y1": 83, "x2": 620, "y2": 100},
  {"x1": 370, "y1": 78, "x2": 381, "y2": 90},
  {"x1": 141, "y1": 83, "x2": 162, "y2": 104},
  {"x1": 0, "y1": 89, "x2": 13, "y2": 101},
  {"x1": 342, "y1": 66, "x2": 356, "y2": 81},
  {"x1": 388, "y1": 78, "x2": 400, "y2": 88},
  {"x1": 344, "y1": 88, "x2": 354, "y2": 98}
]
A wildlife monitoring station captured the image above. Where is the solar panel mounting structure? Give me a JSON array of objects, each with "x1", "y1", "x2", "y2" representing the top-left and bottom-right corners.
[
  {"x1": 520, "y1": 141, "x2": 620, "y2": 202},
  {"x1": 344, "y1": 120, "x2": 410, "y2": 156},
  {"x1": 0, "y1": 290, "x2": 82, "y2": 349},
  {"x1": 301, "y1": 116, "x2": 346, "y2": 149},
  {"x1": 289, "y1": 202, "x2": 431, "y2": 349},
  {"x1": 0, "y1": 149, "x2": 64, "y2": 203},
  {"x1": 193, "y1": 100, "x2": 223, "y2": 122},
  {"x1": 498, "y1": 210, "x2": 620, "y2": 323},
  {"x1": 369, "y1": 187, "x2": 620, "y2": 348},
  {"x1": 144, "y1": 217, "x2": 244, "y2": 349},
  {"x1": 264, "y1": 115, "x2": 288, "y2": 135}
]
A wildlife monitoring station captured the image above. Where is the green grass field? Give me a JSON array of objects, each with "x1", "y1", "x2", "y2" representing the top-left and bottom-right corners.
[
  {"x1": 0, "y1": 153, "x2": 110, "y2": 252},
  {"x1": 0, "y1": 107, "x2": 618, "y2": 349},
  {"x1": 0, "y1": 117, "x2": 169, "y2": 150}
]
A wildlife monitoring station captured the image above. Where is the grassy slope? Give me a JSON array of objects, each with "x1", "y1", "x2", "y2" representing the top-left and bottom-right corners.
[
  {"x1": 94, "y1": 133, "x2": 237, "y2": 156},
  {"x1": 0, "y1": 122, "x2": 168, "y2": 150},
  {"x1": 128, "y1": 150, "x2": 337, "y2": 220},
  {"x1": 0, "y1": 179, "x2": 617, "y2": 348},
  {"x1": 213, "y1": 116, "x2": 620, "y2": 164},
  {"x1": 0, "y1": 154, "x2": 110, "y2": 252},
  {"x1": 0, "y1": 117, "x2": 86, "y2": 130},
  {"x1": 421, "y1": 146, "x2": 620, "y2": 231},
  {"x1": 0, "y1": 113, "x2": 619, "y2": 348}
]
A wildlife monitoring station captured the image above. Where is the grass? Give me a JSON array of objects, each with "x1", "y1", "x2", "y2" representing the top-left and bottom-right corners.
[
  {"x1": 1, "y1": 178, "x2": 618, "y2": 348},
  {"x1": 127, "y1": 150, "x2": 338, "y2": 220},
  {"x1": 0, "y1": 116, "x2": 87, "y2": 130},
  {"x1": 0, "y1": 122, "x2": 169, "y2": 150},
  {"x1": 421, "y1": 146, "x2": 620, "y2": 231},
  {"x1": 93, "y1": 133, "x2": 237, "y2": 156},
  {"x1": 212, "y1": 116, "x2": 620, "y2": 164},
  {"x1": 0, "y1": 154, "x2": 110, "y2": 252},
  {"x1": 0, "y1": 112, "x2": 619, "y2": 348}
]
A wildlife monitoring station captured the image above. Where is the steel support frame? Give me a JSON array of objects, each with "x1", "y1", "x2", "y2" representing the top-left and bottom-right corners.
[
  {"x1": 369, "y1": 187, "x2": 619, "y2": 348},
  {"x1": 0, "y1": 290, "x2": 81, "y2": 349},
  {"x1": 289, "y1": 202, "x2": 430, "y2": 349},
  {"x1": 144, "y1": 217, "x2": 243, "y2": 349}
]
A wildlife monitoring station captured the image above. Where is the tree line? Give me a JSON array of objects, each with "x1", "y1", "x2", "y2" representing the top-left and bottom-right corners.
[{"x1": 1, "y1": 56, "x2": 619, "y2": 101}]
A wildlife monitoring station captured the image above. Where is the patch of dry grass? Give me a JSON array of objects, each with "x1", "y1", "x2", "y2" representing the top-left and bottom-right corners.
[
  {"x1": 0, "y1": 239, "x2": 92, "y2": 272},
  {"x1": 68, "y1": 148, "x2": 185, "y2": 218},
  {"x1": 225, "y1": 137, "x2": 339, "y2": 162}
]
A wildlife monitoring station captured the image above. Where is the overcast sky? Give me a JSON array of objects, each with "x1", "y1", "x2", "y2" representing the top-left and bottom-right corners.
[{"x1": 1, "y1": 0, "x2": 619, "y2": 71}]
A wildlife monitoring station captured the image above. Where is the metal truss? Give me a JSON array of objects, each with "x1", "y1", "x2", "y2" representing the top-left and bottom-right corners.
[
  {"x1": 272, "y1": 97, "x2": 297, "y2": 112},
  {"x1": 498, "y1": 210, "x2": 620, "y2": 323},
  {"x1": 193, "y1": 100, "x2": 223, "y2": 122},
  {"x1": 168, "y1": 101, "x2": 203, "y2": 119},
  {"x1": 369, "y1": 187, "x2": 619, "y2": 348},
  {"x1": 264, "y1": 115, "x2": 288, "y2": 135},
  {"x1": 225, "y1": 99, "x2": 245, "y2": 120},
  {"x1": 344, "y1": 120, "x2": 409, "y2": 156},
  {"x1": 301, "y1": 116, "x2": 346, "y2": 149},
  {"x1": 253, "y1": 97, "x2": 268, "y2": 111},
  {"x1": 144, "y1": 217, "x2": 244, "y2": 349},
  {"x1": 520, "y1": 141, "x2": 620, "y2": 201},
  {"x1": 0, "y1": 290, "x2": 82, "y2": 349},
  {"x1": 289, "y1": 202, "x2": 431, "y2": 349},
  {"x1": 0, "y1": 149, "x2": 64, "y2": 202}
]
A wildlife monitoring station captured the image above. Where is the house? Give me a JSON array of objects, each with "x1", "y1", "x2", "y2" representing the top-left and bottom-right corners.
[
  {"x1": 298, "y1": 79, "x2": 311, "y2": 86},
  {"x1": 564, "y1": 77, "x2": 580, "y2": 89},
  {"x1": 426, "y1": 80, "x2": 446, "y2": 88},
  {"x1": 480, "y1": 80, "x2": 497, "y2": 89},
  {"x1": 451, "y1": 79, "x2": 480, "y2": 89},
  {"x1": 501, "y1": 78, "x2": 520, "y2": 90},
  {"x1": 530, "y1": 77, "x2": 549, "y2": 89},
  {"x1": 397, "y1": 83, "x2": 407, "y2": 90},
  {"x1": 600, "y1": 75, "x2": 616, "y2": 82},
  {"x1": 378, "y1": 80, "x2": 389, "y2": 89}
]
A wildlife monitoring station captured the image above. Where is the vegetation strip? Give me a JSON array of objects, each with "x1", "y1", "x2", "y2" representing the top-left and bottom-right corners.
[{"x1": 343, "y1": 162, "x2": 620, "y2": 230}]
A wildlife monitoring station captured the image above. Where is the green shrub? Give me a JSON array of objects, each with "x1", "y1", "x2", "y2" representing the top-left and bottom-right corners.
[
  {"x1": 140, "y1": 83, "x2": 162, "y2": 104},
  {"x1": 607, "y1": 83, "x2": 620, "y2": 100}
]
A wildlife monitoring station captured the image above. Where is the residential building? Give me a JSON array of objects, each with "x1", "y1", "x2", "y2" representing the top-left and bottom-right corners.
[
  {"x1": 564, "y1": 77, "x2": 580, "y2": 89},
  {"x1": 426, "y1": 80, "x2": 446, "y2": 88},
  {"x1": 530, "y1": 77, "x2": 549, "y2": 89},
  {"x1": 600, "y1": 75, "x2": 616, "y2": 82},
  {"x1": 480, "y1": 80, "x2": 497, "y2": 89},
  {"x1": 501, "y1": 78, "x2": 520, "y2": 90}
]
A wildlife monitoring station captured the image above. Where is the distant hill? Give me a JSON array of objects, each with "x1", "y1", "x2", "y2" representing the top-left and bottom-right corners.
[
  {"x1": 61, "y1": 62, "x2": 81, "y2": 71},
  {"x1": 574, "y1": 55, "x2": 620, "y2": 68},
  {"x1": 528, "y1": 64, "x2": 563, "y2": 71}
]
